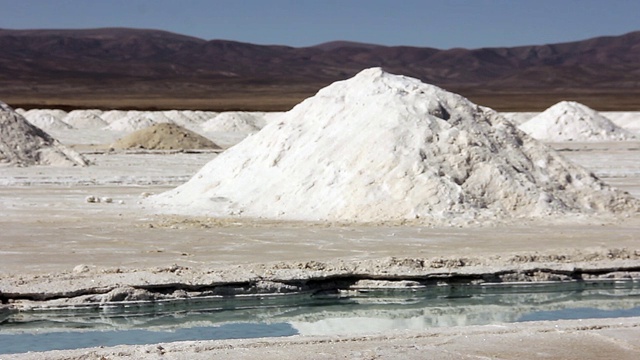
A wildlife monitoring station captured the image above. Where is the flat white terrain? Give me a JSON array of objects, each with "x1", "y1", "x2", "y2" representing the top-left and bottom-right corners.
[{"x1": 2, "y1": 73, "x2": 640, "y2": 357}]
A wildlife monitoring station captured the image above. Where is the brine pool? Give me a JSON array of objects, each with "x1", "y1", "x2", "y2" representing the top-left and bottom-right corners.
[{"x1": 2, "y1": 281, "x2": 639, "y2": 355}]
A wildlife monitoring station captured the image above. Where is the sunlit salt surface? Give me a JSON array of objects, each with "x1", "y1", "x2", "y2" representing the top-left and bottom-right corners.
[{"x1": 1, "y1": 281, "x2": 639, "y2": 354}]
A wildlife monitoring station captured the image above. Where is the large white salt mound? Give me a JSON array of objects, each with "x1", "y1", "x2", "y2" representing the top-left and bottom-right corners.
[
  {"x1": 201, "y1": 111, "x2": 267, "y2": 132},
  {"x1": 149, "y1": 68, "x2": 637, "y2": 223},
  {"x1": 0, "y1": 102, "x2": 89, "y2": 167},
  {"x1": 22, "y1": 109, "x2": 74, "y2": 130},
  {"x1": 518, "y1": 101, "x2": 636, "y2": 142},
  {"x1": 63, "y1": 110, "x2": 107, "y2": 129}
]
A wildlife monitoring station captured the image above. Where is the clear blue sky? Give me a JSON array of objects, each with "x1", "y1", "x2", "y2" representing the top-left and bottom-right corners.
[{"x1": 1, "y1": 0, "x2": 639, "y2": 49}]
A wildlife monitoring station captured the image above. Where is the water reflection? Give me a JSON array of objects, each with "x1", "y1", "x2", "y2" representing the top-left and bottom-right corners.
[{"x1": 1, "y1": 281, "x2": 639, "y2": 354}]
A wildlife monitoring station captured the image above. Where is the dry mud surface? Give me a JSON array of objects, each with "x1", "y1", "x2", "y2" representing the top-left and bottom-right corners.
[{"x1": 1, "y1": 141, "x2": 639, "y2": 359}]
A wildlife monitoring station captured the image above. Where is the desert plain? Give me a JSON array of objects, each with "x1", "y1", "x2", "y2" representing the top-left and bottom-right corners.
[{"x1": 1, "y1": 95, "x2": 640, "y2": 358}]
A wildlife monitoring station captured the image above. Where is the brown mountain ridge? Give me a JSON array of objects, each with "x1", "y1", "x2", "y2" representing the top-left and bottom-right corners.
[{"x1": 1, "y1": 28, "x2": 639, "y2": 111}]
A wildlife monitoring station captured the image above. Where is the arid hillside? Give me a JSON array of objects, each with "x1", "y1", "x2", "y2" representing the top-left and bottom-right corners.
[{"x1": 1, "y1": 28, "x2": 639, "y2": 111}]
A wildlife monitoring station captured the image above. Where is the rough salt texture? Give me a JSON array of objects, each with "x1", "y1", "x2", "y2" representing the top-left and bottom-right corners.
[
  {"x1": 519, "y1": 101, "x2": 636, "y2": 141},
  {"x1": 0, "y1": 102, "x2": 89, "y2": 166},
  {"x1": 149, "y1": 68, "x2": 638, "y2": 223},
  {"x1": 110, "y1": 123, "x2": 221, "y2": 151}
]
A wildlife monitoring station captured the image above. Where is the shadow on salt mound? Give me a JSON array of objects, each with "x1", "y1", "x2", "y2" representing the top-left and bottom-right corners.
[
  {"x1": 518, "y1": 101, "x2": 636, "y2": 142},
  {"x1": 110, "y1": 123, "x2": 221, "y2": 151},
  {"x1": 0, "y1": 102, "x2": 89, "y2": 167},
  {"x1": 149, "y1": 68, "x2": 638, "y2": 224}
]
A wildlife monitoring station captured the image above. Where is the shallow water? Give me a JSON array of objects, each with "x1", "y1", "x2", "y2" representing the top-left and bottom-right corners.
[{"x1": 1, "y1": 281, "x2": 639, "y2": 354}]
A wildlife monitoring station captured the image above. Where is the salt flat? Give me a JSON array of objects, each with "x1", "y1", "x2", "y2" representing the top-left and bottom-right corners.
[
  {"x1": 1, "y1": 143, "x2": 639, "y2": 360},
  {"x1": 2, "y1": 69, "x2": 640, "y2": 358},
  {"x1": 0, "y1": 141, "x2": 638, "y2": 275}
]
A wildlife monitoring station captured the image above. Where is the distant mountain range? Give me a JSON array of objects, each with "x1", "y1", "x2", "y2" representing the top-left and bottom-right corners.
[{"x1": 1, "y1": 28, "x2": 639, "y2": 111}]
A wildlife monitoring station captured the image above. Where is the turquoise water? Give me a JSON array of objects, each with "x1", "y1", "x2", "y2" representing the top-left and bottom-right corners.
[{"x1": 2, "y1": 281, "x2": 639, "y2": 354}]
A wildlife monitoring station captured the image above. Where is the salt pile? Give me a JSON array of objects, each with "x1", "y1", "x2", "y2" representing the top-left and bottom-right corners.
[
  {"x1": 603, "y1": 111, "x2": 640, "y2": 135},
  {"x1": 110, "y1": 123, "x2": 220, "y2": 151},
  {"x1": 22, "y1": 108, "x2": 68, "y2": 119},
  {"x1": 63, "y1": 110, "x2": 107, "y2": 129},
  {"x1": 101, "y1": 110, "x2": 129, "y2": 124},
  {"x1": 518, "y1": 101, "x2": 635, "y2": 141},
  {"x1": 101, "y1": 110, "x2": 216, "y2": 132},
  {"x1": 149, "y1": 68, "x2": 637, "y2": 223},
  {"x1": 169, "y1": 110, "x2": 218, "y2": 124},
  {"x1": 163, "y1": 110, "x2": 215, "y2": 130},
  {"x1": 104, "y1": 111, "x2": 160, "y2": 132},
  {"x1": 0, "y1": 102, "x2": 89, "y2": 166},
  {"x1": 22, "y1": 109, "x2": 73, "y2": 131},
  {"x1": 201, "y1": 111, "x2": 267, "y2": 132}
]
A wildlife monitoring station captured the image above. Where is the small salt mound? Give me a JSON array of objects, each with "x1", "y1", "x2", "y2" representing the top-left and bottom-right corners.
[
  {"x1": 140, "y1": 111, "x2": 173, "y2": 124},
  {"x1": 110, "y1": 123, "x2": 221, "y2": 150},
  {"x1": 163, "y1": 110, "x2": 201, "y2": 127},
  {"x1": 63, "y1": 110, "x2": 107, "y2": 129},
  {"x1": 24, "y1": 109, "x2": 68, "y2": 120},
  {"x1": 165, "y1": 110, "x2": 218, "y2": 130},
  {"x1": 603, "y1": 112, "x2": 640, "y2": 134},
  {"x1": 150, "y1": 68, "x2": 637, "y2": 223},
  {"x1": 104, "y1": 111, "x2": 162, "y2": 132},
  {"x1": 0, "y1": 102, "x2": 89, "y2": 166},
  {"x1": 499, "y1": 112, "x2": 538, "y2": 126},
  {"x1": 519, "y1": 101, "x2": 636, "y2": 141},
  {"x1": 22, "y1": 110, "x2": 74, "y2": 130},
  {"x1": 100, "y1": 110, "x2": 219, "y2": 129},
  {"x1": 22, "y1": 108, "x2": 68, "y2": 119},
  {"x1": 101, "y1": 110, "x2": 128, "y2": 124},
  {"x1": 201, "y1": 111, "x2": 267, "y2": 132},
  {"x1": 181, "y1": 110, "x2": 217, "y2": 123}
]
